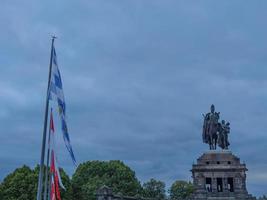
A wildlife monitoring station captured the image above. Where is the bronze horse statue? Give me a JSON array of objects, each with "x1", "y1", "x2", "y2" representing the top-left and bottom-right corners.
[{"x1": 202, "y1": 105, "x2": 220, "y2": 150}]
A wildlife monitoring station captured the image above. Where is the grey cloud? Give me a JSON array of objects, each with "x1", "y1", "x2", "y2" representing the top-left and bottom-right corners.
[{"x1": 1, "y1": 0, "x2": 267, "y2": 197}]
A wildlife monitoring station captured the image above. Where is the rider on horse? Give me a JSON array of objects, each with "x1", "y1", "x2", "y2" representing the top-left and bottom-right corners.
[{"x1": 202, "y1": 105, "x2": 220, "y2": 150}]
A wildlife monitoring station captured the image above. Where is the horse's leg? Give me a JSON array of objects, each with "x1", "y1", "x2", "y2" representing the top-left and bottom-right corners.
[
  {"x1": 208, "y1": 135, "x2": 212, "y2": 150},
  {"x1": 210, "y1": 136, "x2": 213, "y2": 150},
  {"x1": 214, "y1": 135, "x2": 218, "y2": 149},
  {"x1": 209, "y1": 137, "x2": 211, "y2": 150}
]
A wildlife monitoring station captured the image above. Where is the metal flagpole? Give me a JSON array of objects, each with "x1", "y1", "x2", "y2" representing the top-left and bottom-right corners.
[
  {"x1": 37, "y1": 36, "x2": 56, "y2": 200},
  {"x1": 43, "y1": 109, "x2": 53, "y2": 200},
  {"x1": 43, "y1": 141, "x2": 50, "y2": 200},
  {"x1": 48, "y1": 170, "x2": 52, "y2": 200}
]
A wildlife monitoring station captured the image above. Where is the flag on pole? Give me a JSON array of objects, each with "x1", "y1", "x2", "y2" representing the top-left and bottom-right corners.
[
  {"x1": 50, "y1": 152, "x2": 63, "y2": 200},
  {"x1": 50, "y1": 152, "x2": 61, "y2": 200},
  {"x1": 49, "y1": 110, "x2": 65, "y2": 200},
  {"x1": 37, "y1": 37, "x2": 56, "y2": 200},
  {"x1": 49, "y1": 110, "x2": 65, "y2": 189},
  {"x1": 49, "y1": 43, "x2": 77, "y2": 165}
]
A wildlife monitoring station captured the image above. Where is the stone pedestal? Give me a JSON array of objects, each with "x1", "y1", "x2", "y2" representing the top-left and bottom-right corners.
[{"x1": 190, "y1": 151, "x2": 256, "y2": 200}]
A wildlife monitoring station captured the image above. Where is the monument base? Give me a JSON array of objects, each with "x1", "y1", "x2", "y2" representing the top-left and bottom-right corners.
[{"x1": 190, "y1": 151, "x2": 256, "y2": 200}]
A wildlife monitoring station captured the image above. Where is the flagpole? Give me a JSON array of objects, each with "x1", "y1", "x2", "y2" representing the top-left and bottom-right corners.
[
  {"x1": 48, "y1": 171, "x2": 52, "y2": 200},
  {"x1": 43, "y1": 108, "x2": 53, "y2": 200},
  {"x1": 37, "y1": 36, "x2": 56, "y2": 200}
]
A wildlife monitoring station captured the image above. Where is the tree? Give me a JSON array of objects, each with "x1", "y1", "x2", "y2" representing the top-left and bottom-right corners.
[
  {"x1": 72, "y1": 160, "x2": 142, "y2": 200},
  {"x1": 0, "y1": 165, "x2": 71, "y2": 200},
  {"x1": 169, "y1": 180, "x2": 194, "y2": 200},
  {"x1": 0, "y1": 165, "x2": 37, "y2": 200},
  {"x1": 0, "y1": 184, "x2": 3, "y2": 199},
  {"x1": 58, "y1": 168, "x2": 73, "y2": 200},
  {"x1": 142, "y1": 178, "x2": 166, "y2": 200},
  {"x1": 33, "y1": 165, "x2": 72, "y2": 200}
]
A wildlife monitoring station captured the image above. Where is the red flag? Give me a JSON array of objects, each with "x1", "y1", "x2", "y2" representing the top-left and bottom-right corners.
[
  {"x1": 50, "y1": 177, "x2": 56, "y2": 200},
  {"x1": 49, "y1": 111, "x2": 63, "y2": 200},
  {"x1": 50, "y1": 111, "x2": 55, "y2": 132},
  {"x1": 50, "y1": 152, "x2": 61, "y2": 200}
]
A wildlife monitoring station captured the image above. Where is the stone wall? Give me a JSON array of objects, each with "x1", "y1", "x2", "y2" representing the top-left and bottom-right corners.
[{"x1": 190, "y1": 151, "x2": 256, "y2": 200}]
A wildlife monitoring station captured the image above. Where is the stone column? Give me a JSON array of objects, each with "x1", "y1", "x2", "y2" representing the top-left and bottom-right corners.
[
  {"x1": 223, "y1": 177, "x2": 229, "y2": 192},
  {"x1": 212, "y1": 178, "x2": 217, "y2": 192}
]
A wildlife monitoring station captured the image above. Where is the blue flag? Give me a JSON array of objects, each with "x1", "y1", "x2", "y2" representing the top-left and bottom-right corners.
[{"x1": 49, "y1": 44, "x2": 76, "y2": 165}]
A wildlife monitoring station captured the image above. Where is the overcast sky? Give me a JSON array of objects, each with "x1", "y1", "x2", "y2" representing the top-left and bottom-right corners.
[{"x1": 1, "y1": 0, "x2": 267, "y2": 197}]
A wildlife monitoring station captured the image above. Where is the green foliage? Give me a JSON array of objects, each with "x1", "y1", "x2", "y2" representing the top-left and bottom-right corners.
[
  {"x1": 0, "y1": 165, "x2": 71, "y2": 200},
  {"x1": 142, "y1": 178, "x2": 166, "y2": 200},
  {"x1": 0, "y1": 165, "x2": 37, "y2": 200},
  {"x1": 169, "y1": 180, "x2": 194, "y2": 200},
  {"x1": 1, "y1": 162, "x2": 198, "y2": 200},
  {"x1": 72, "y1": 160, "x2": 142, "y2": 200},
  {"x1": 59, "y1": 168, "x2": 73, "y2": 200},
  {"x1": 33, "y1": 165, "x2": 72, "y2": 200},
  {"x1": 0, "y1": 185, "x2": 3, "y2": 199}
]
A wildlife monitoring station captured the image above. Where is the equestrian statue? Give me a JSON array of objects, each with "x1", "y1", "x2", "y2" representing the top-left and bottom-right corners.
[{"x1": 202, "y1": 105, "x2": 230, "y2": 150}]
